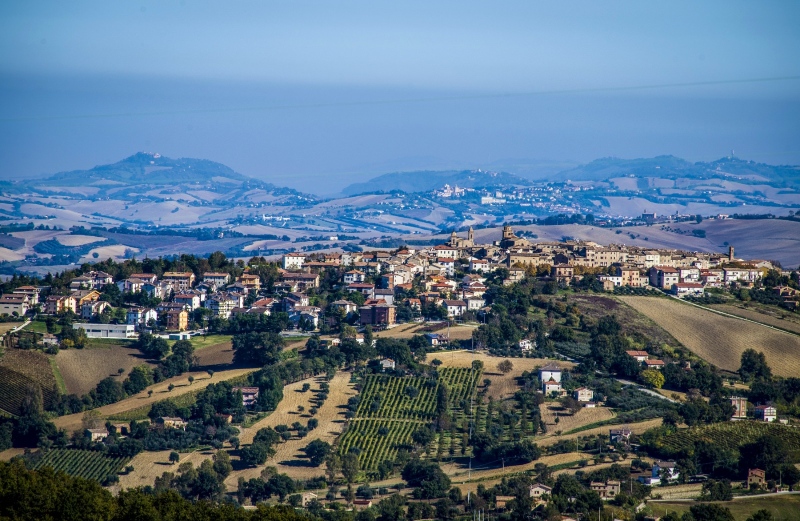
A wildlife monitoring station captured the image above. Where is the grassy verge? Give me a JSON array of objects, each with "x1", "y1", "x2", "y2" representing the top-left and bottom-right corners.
[{"x1": 48, "y1": 357, "x2": 67, "y2": 394}]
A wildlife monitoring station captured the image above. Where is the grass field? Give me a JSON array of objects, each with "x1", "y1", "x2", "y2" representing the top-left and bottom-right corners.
[
  {"x1": 652, "y1": 494, "x2": 800, "y2": 520},
  {"x1": 117, "y1": 449, "x2": 215, "y2": 491},
  {"x1": 618, "y1": 296, "x2": 800, "y2": 376}
]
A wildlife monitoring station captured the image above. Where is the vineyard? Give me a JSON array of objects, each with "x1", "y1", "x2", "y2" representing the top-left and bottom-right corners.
[
  {"x1": 0, "y1": 366, "x2": 57, "y2": 416},
  {"x1": 656, "y1": 421, "x2": 800, "y2": 457},
  {"x1": 29, "y1": 449, "x2": 130, "y2": 481},
  {"x1": 341, "y1": 367, "x2": 481, "y2": 473}
]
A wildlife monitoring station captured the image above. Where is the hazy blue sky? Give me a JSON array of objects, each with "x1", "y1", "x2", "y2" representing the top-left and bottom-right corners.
[{"x1": 1, "y1": 1, "x2": 799, "y2": 194}]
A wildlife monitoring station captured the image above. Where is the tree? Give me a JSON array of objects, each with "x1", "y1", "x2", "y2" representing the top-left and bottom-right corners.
[
  {"x1": 740, "y1": 349, "x2": 772, "y2": 381},
  {"x1": 640, "y1": 368, "x2": 665, "y2": 389},
  {"x1": 341, "y1": 453, "x2": 360, "y2": 484},
  {"x1": 188, "y1": 376, "x2": 194, "y2": 385},
  {"x1": 689, "y1": 503, "x2": 735, "y2": 521},
  {"x1": 497, "y1": 359, "x2": 513, "y2": 374},
  {"x1": 746, "y1": 510, "x2": 773, "y2": 521},
  {"x1": 169, "y1": 451, "x2": 180, "y2": 464},
  {"x1": 303, "y1": 439, "x2": 332, "y2": 466}
]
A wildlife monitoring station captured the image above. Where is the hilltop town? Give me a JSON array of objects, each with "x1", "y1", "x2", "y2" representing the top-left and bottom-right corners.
[{"x1": 1, "y1": 224, "x2": 799, "y2": 521}]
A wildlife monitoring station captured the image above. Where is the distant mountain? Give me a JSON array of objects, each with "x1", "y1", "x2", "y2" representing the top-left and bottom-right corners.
[
  {"x1": 555, "y1": 155, "x2": 800, "y2": 187},
  {"x1": 341, "y1": 169, "x2": 531, "y2": 196}
]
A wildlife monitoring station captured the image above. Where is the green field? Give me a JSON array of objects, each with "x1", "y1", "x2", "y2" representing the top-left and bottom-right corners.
[
  {"x1": 173, "y1": 334, "x2": 231, "y2": 350},
  {"x1": 652, "y1": 494, "x2": 800, "y2": 520},
  {"x1": 0, "y1": 366, "x2": 57, "y2": 416},
  {"x1": 340, "y1": 367, "x2": 480, "y2": 474},
  {"x1": 29, "y1": 449, "x2": 130, "y2": 482}
]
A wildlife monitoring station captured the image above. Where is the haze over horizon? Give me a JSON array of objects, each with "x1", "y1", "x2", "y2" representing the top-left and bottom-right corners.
[{"x1": 1, "y1": 1, "x2": 799, "y2": 194}]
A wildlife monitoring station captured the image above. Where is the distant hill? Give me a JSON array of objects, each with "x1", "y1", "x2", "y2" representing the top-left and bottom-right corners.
[
  {"x1": 40, "y1": 152, "x2": 251, "y2": 187},
  {"x1": 555, "y1": 155, "x2": 800, "y2": 187},
  {"x1": 341, "y1": 169, "x2": 531, "y2": 196}
]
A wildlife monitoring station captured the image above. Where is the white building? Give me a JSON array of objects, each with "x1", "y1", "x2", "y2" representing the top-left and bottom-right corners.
[
  {"x1": 283, "y1": 253, "x2": 306, "y2": 270},
  {"x1": 73, "y1": 323, "x2": 137, "y2": 339}
]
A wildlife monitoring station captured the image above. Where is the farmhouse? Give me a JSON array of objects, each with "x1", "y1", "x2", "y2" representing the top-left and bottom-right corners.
[
  {"x1": 538, "y1": 363, "x2": 563, "y2": 383},
  {"x1": 380, "y1": 359, "x2": 396, "y2": 371},
  {"x1": 529, "y1": 483, "x2": 552, "y2": 498},
  {"x1": 754, "y1": 405, "x2": 777, "y2": 422},
  {"x1": 609, "y1": 428, "x2": 632, "y2": 444},
  {"x1": 643, "y1": 359, "x2": 665, "y2": 370},
  {"x1": 232, "y1": 386, "x2": 260, "y2": 407},
  {"x1": 85, "y1": 428, "x2": 109, "y2": 442},
  {"x1": 747, "y1": 468, "x2": 766, "y2": 489},
  {"x1": 519, "y1": 339, "x2": 534, "y2": 352},
  {"x1": 625, "y1": 350, "x2": 649, "y2": 363},
  {"x1": 652, "y1": 461, "x2": 679, "y2": 483},
  {"x1": 591, "y1": 480, "x2": 621, "y2": 500},
  {"x1": 158, "y1": 417, "x2": 188, "y2": 430},
  {"x1": 573, "y1": 387, "x2": 594, "y2": 402},
  {"x1": 543, "y1": 378, "x2": 562, "y2": 395},
  {"x1": 730, "y1": 396, "x2": 748, "y2": 420}
]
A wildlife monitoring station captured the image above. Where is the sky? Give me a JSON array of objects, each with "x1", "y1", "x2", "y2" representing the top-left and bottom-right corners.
[{"x1": 1, "y1": 1, "x2": 799, "y2": 194}]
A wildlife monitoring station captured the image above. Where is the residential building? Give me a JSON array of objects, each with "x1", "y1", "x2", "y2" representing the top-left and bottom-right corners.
[
  {"x1": 85, "y1": 428, "x2": 109, "y2": 442},
  {"x1": 519, "y1": 339, "x2": 534, "y2": 352},
  {"x1": 543, "y1": 378, "x2": 562, "y2": 395},
  {"x1": 0, "y1": 294, "x2": 30, "y2": 316},
  {"x1": 730, "y1": 396, "x2": 748, "y2": 420},
  {"x1": 282, "y1": 253, "x2": 306, "y2": 270},
  {"x1": 528, "y1": 484, "x2": 552, "y2": 498},
  {"x1": 202, "y1": 272, "x2": 230, "y2": 288},
  {"x1": 127, "y1": 307, "x2": 157, "y2": 328},
  {"x1": 81, "y1": 300, "x2": 110, "y2": 320},
  {"x1": 643, "y1": 359, "x2": 665, "y2": 370},
  {"x1": 574, "y1": 387, "x2": 594, "y2": 402},
  {"x1": 343, "y1": 270, "x2": 365, "y2": 284},
  {"x1": 591, "y1": 480, "x2": 621, "y2": 500},
  {"x1": 442, "y1": 299, "x2": 467, "y2": 317},
  {"x1": 649, "y1": 266, "x2": 679, "y2": 289},
  {"x1": 45, "y1": 295, "x2": 76, "y2": 314},
  {"x1": 165, "y1": 310, "x2": 188, "y2": 332},
  {"x1": 71, "y1": 289, "x2": 101, "y2": 307},
  {"x1": 359, "y1": 302, "x2": 396, "y2": 327},
  {"x1": 174, "y1": 293, "x2": 201, "y2": 311},
  {"x1": 380, "y1": 359, "x2": 396, "y2": 371},
  {"x1": 162, "y1": 272, "x2": 196, "y2": 291},
  {"x1": 672, "y1": 283, "x2": 704, "y2": 297},
  {"x1": 158, "y1": 417, "x2": 188, "y2": 430},
  {"x1": 652, "y1": 461, "x2": 679, "y2": 483},
  {"x1": 237, "y1": 273, "x2": 261, "y2": 292},
  {"x1": 347, "y1": 283, "x2": 375, "y2": 299},
  {"x1": 11, "y1": 286, "x2": 39, "y2": 305},
  {"x1": 538, "y1": 363, "x2": 563, "y2": 383},
  {"x1": 470, "y1": 258, "x2": 490, "y2": 272},
  {"x1": 748, "y1": 468, "x2": 766, "y2": 489},
  {"x1": 609, "y1": 428, "x2": 632, "y2": 444},
  {"x1": 374, "y1": 289, "x2": 395, "y2": 305},
  {"x1": 625, "y1": 350, "x2": 649, "y2": 363},
  {"x1": 551, "y1": 264, "x2": 575, "y2": 281}
]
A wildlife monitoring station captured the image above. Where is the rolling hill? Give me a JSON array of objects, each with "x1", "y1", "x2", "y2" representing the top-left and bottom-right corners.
[{"x1": 341, "y1": 169, "x2": 531, "y2": 196}]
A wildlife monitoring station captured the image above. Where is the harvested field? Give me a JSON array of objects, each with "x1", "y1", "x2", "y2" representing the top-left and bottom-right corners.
[
  {"x1": 117, "y1": 448, "x2": 216, "y2": 491},
  {"x1": 540, "y1": 404, "x2": 615, "y2": 432},
  {"x1": 56, "y1": 234, "x2": 106, "y2": 247},
  {"x1": 377, "y1": 323, "x2": 478, "y2": 341},
  {"x1": 537, "y1": 418, "x2": 662, "y2": 447},
  {"x1": 445, "y1": 451, "x2": 599, "y2": 484},
  {"x1": 653, "y1": 494, "x2": 800, "y2": 521},
  {"x1": 0, "y1": 348, "x2": 59, "y2": 414},
  {"x1": 619, "y1": 296, "x2": 800, "y2": 376},
  {"x1": 653, "y1": 483, "x2": 704, "y2": 500},
  {"x1": 52, "y1": 366, "x2": 258, "y2": 433},
  {"x1": 710, "y1": 304, "x2": 800, "y2": 335},
  {"x1": 226, "y1": 371, "x2": 356, "y2": 487},
  {"x1": 0, "y1": 322, "x2": 22, "y2": 335},
  {"x1": 55, "y1": 344, "x2": 151, "y2": 395}
]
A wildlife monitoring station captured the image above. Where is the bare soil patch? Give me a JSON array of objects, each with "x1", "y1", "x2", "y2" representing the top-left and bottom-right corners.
[
  {"x1": 619, "y1": 297, "x2": 800, "y2": 376},
  {"x1": 55, "y1": 344, "x2": 151, "y2": 396}
]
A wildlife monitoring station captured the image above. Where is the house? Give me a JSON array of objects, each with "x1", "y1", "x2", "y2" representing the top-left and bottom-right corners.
[
  {"x1": 282, "y1": 253, "x2": 306, "y2": 270},
  {"x1": 374, "y1": 288, "x2": 395, "y2": 305},
  {"x1": 643, "y1": 359, "x2": 665, "y2": 370},
  {"x1": 424, "y1": 333, "x2": 446, "y2": 346},
  {"x1": 347, "y1": 283, "x2": 376, "y2": 299},
  {"x1": 232, "y1": 386, "x2": 260, "y2": 407},
  {"x1": 129, "y1": 273, "x2": 158, "y2": 284},
  {"x1": 45, "y1": 295, "x2": 76, "y2": 314},
  {"x1": 649, "y1": 266, "x2": 679, "y2": 289},
  {"x1": 730, "y1": 396, "x2": 748, "y2": 420},
  {"x1": 609, "y1": 428, "x2": 632, "y2": 444},
  {"x1": 283, "y1": 292, "x2": 310, "y2": 311},
  {"x1": 469, "y1": 258, "x2": 490, "y2": 272},
  {"x1": 442, "y1": 299, "x2": 467, "y2": 317},
  {"x1": 519, "y1": 339, "x2": 534, "y2": 352},
  {"x1": 205, "y1": 293, "x2": 241, "y2": 319},
  {"x1": 625, "y1": 350, "x2": 649, "y2": 363},
  {"x1": 652, "y1": 461, "x2": 679, "y2": 483},
  {"x1": 528, "y1": 483, "x2": 552, "y2": 498},
  {"x1": 0, "y1": 294, "x2": 30, "y2": 316},
  {"x1": 543, "y1": 378, "x2": 562, "y2": 395},
  {"x1": 551, "y1": 264, "x2": 575, "y2": 281},
  {"x1": 329, "y1": 300, "x2": 358, "y2": 316},
  {"x1": 574, "y1": 387, "x2": 594, "y2": 402},
  {"x1": 165, "y1": 310, "x2": 188, "y2": 332},
  {"x1": 672, "y1": 283, "x2": 704, "y2": 297},
  {"x1": 343, "y1": 270, "x2": 365, "y2": 284},
  {"x1": 359, "y1": 302, "x2": 396, "y2": 327},
  {"x1": 538, "y1": 363, "x2": 563, "y2": 383},
  {"x1": 174, "y1": 293, "x2": 201, "y2": 311},
  {"x1": 380, "y1": 359, "x2": 396, "y2": 371},
  {"x1": 591, "y1": 480, "x2": 621, "y2": 500},
  {"x1": 158, "y1": 417, "x2": 188, "y2": 430},
  {"x1": 80, "y1": 300, "x2": 110, "y2": 320},
  {"x1": 747, "y1": 468, "x2": 766, "y2": 489},
  {"x1": 283, "y1": 272, "x2": 320, "y2": 290},
  {"x1": 71, "y1": 289, "x2": 101, "y2": 307},
  {"x1": 73, "y1": 323, "x2": 137, "y2": 339},
  {"x1": 353, "y1": 499, "x2": 373, "y2": 510},
  {"x1": 11, "y1": 286, "x2": 39, "y2": 306},
  {"x1": 85, "y1": 428, "x2": 108, "y2": 442},
  {"x1": 754, "y1": 405, "x2": 777, "y2": 422},
  {"x1": 202, "y1": 272, "x2": 230, "y2": 288},
  {"x1": 466, "y1": 297, "x2": 486, "y2": 311},
  {"x1": 162, "y1": 272, "x2": 196, "y2": 291},
  {"x1": 237, "y1": 273, "x2": 261, "y2": 292},
  {"x1": 432, "y1": 244, "x2": 458, "y2": 259},
  {"x1": 436, "y1": 257, "x2": 456, "y2": 276}
]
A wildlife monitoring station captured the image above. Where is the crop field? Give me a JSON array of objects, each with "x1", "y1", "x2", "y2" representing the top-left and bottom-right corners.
[
  {"x1": 119, "y1": 449, "x2": 215, "y2": 491},
  {"x1": 655, "y1": 421, "x2": 800, "y2": 457},
  {"x1": 55, "y1": 344, "x2": 151, "y2": 395},
  {"x1": 709, "y1": 304, "x2": 800, "y2": 335},
  {"x1": 539, "y1": 404, "x2": 615, "y2": 432},
  {"x1": 0, "y1": 364, "x2": 57, "y2": 415},
  {"x1": 340, "y1": 367, "x2": 480, "y2": 473},
  {"x1": 618, "y1": 297, "x2": 800, "y2": 376},
  {"x1": 29, "y1": 449, "x2": 129, "y2": 481}
]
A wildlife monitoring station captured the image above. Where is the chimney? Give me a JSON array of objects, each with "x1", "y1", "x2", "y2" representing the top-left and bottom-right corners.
[{"x1": 729, "y1": 246, "x2": 734, "y2": 261}]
